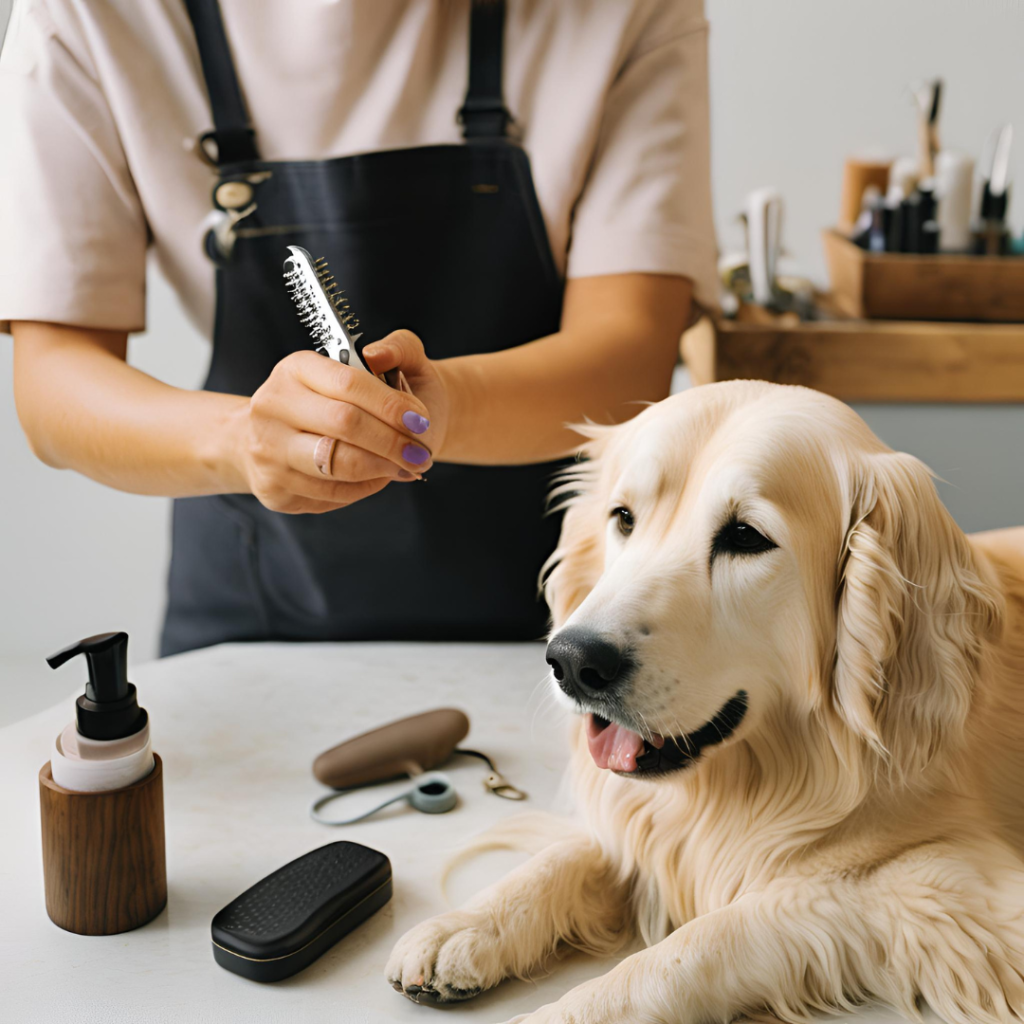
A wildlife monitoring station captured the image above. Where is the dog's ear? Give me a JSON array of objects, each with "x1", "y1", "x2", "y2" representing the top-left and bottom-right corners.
[
  {"x1": 542, "y1": 430, "x2": 611, "y2": 630},
  {"x1": 832, "y1": 452, "x2": 1002, "y2": 777}
]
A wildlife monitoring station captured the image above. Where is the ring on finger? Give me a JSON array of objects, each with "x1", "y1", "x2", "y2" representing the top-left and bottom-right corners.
[{"x1": 313, "y1": 435, "x2": 337, "y2": 477}]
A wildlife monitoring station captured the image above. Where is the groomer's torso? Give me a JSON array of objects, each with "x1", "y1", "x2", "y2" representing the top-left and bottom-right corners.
[{"x1": 0, "y1": 0, "x2": 715, "y2": 337}]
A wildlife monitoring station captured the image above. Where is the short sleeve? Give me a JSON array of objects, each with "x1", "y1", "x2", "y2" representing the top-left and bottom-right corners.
[
  {"x1": 0, "y1": 0, "x2": 147, "y2": 335},
  {"x1": 566, "y1": 0, "x2": 718, "y2": 312}
]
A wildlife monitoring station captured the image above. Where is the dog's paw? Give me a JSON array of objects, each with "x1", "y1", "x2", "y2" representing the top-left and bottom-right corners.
[{"x1": 386, "y1": 911, "x2": 505, "y2": 1005}]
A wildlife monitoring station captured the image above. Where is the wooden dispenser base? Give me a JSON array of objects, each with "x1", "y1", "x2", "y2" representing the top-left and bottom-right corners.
[{"x1": 39, "y1": 754, "x2": 167, "y2": 935}]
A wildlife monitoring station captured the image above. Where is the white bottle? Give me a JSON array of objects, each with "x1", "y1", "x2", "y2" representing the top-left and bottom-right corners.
[
  {"x1": 935, "y1": 151, "x2": 975, "y2": 253},
  {"x1": 46, "y1": 632, "x2": 154, "y2": 792}
]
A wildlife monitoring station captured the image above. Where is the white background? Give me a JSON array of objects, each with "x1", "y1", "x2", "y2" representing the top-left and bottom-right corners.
[{"x1": 2, "y1": 0, "x2": 1024, "y2": 721}]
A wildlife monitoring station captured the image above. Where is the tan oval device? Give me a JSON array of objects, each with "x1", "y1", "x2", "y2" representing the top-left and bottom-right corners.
[{"x1": 313, "y1": 708, "x2": 470, "y2": 789}]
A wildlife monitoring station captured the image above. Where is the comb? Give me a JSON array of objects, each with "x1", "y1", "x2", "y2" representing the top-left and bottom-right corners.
[
  {"x1": 283, "y1": 245, "x2": 411, "y2": 393},
  {"x1": 283, "y1": 245, "x2": 369, "y2": 368}
]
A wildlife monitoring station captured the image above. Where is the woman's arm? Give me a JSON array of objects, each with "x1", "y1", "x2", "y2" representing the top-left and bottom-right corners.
[
  {"x1": 12, "y1": 323, "x2": 246, "y2": 495},
  {"x1": 11, "y1": 270, "x2": 690, "y2": 507},
  {"x1": 441, "y1": 272, "x2": 692, "y2": 464},
  {"x1": 11, "y1": 321, "x2": 433, "y2": 512},
  {"x1": 363, "y1": 272, "x2": 693, "y2": 466}
]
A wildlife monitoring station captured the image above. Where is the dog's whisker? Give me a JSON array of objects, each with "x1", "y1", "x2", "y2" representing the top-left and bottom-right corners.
[
  {"x1": 635, "y1": 709, "x2": 657, "y2": 745},
  {"x1": 526, "y1": 673, "x2": 561, "y2": 742}
]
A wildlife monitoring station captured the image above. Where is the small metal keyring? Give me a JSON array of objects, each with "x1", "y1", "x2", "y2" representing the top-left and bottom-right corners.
[
  {"x1": 483, "y1": 771, "x2": 527, "y2": 801},
  {"x1": 454, "y1": 749, "x2": 527, "y2": 801}
]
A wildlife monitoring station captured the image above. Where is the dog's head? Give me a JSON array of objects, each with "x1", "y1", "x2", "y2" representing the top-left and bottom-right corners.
[{"x1": 545, "y1": 382, "x2": 1002, "y2": 782}]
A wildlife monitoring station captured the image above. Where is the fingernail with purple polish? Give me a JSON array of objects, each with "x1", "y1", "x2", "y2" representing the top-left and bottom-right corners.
[
  {"x1": 402, "y1": 411, "x2": 429, "y2": 435},
  {"x1": 396, "y1": 469, "x2": 417, "y2": 481},
  {"x1": 403, "y1": 443, "x2": 431, "y2": 466}
]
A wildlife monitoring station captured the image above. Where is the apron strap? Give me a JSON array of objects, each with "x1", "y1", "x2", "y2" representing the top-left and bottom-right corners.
[
  {"x1": 183, "y1": 0, "x2": 260, "y2": 165},
  {"x1": 458, "y1": 0, "x2": 513, "y2": 140},
  {"x1": 183, "y1": 0, "x2": 510, "y2": 156}
]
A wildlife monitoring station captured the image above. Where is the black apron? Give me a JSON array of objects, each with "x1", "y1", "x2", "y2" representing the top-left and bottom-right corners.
[{"x1": 161, "y1": 0, "x2": 564, "y2": 656}]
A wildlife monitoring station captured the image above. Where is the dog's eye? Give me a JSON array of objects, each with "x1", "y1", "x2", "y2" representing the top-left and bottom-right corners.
[
  {"x1": 611, "y1": 507, "x2": 635, "y2": 537},
  {"x1": 712, "y1": 520, "x2": 776, "y2": 558}
]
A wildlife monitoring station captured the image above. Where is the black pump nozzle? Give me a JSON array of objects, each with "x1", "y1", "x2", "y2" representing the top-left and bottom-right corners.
[
  {"x1": 47, "y1": 631, "x2": 130, "y2": 702},
  {"x1": 47, "y1": 632, "x2": 146, "y2": 741}
]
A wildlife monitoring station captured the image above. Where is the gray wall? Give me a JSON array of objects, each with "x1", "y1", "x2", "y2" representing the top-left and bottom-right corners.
[
  {"x1": 709, "y1": 0, "x2": 1024, "y2": 284},
  {"x1": 0, "y1": 271, "x2": 208, "y2": 719},
  {"x1": 704, "y1": 0, "x2": 1023, "y2": 536},
  {"x1": 2, "y1": 0, "x2": 1023, "y2": 720}
]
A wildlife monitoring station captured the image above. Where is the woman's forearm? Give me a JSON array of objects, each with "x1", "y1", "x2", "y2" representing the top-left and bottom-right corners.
[
  {"x1": 11, "y1": 273, "x2": 692, "y2": 495},
  {"x1": 12, "y1": 322, "x2": 247, "y2": 497},
  {"x1": 438, "y1": 273, "x2": 693, "y2": 465}
]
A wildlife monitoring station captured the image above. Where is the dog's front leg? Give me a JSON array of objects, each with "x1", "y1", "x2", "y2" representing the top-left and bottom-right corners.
[
  {"x1": 513, "y1": 879, "x2": 879, "y2": 1024},
  {"x1": 517, "y1": 847, "x2": 1024, "y2": 1023},
  {"x1": 387, "y1": 836, "x2": 629, "y2": 1004}
]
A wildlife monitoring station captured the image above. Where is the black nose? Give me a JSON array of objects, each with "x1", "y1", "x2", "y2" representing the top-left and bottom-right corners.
[{"x1": 546, "y1": 627, "x2": 628, "y2": 700}]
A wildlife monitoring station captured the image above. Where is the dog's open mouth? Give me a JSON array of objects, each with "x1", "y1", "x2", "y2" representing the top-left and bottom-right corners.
[{"x1": 585, "y1": 691, "x2": 748, "y2": 777}]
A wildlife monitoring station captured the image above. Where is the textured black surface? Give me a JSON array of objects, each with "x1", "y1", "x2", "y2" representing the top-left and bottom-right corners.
[{"x1": 212, "y1": 841, "x2": 391, "y2": 962}]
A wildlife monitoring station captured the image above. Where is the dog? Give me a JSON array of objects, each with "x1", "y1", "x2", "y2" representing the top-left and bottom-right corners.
[{"x1": 387, "y1": 381, "x2": 1024, "y2": 1024}]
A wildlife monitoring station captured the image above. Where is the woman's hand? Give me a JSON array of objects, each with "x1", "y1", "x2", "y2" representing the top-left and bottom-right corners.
[
  {"x1": 232, "y1": 338, "x2": 441, "y2": 514},
  {"x1": 362, "y1": 329, "x2": 451, "y2": 458}
]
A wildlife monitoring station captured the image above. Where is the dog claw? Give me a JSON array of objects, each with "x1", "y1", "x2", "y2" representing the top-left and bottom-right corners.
[
  {"x1": 404, "y1": 984, "x2": 443, "y2": 1005},
  {"x1": 397, "y1": 981, "x2": 482, "y2": 1005},
  {"x1": 449, "y1": 986, "x2": 482, "y2": 1000}
]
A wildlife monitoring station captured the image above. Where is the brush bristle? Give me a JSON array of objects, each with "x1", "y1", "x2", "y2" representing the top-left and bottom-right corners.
[{"x1": 283, "y1": 249, "x2": 360, "y2": 348}]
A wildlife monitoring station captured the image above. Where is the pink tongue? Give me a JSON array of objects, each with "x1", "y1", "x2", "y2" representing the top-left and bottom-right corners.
[{"x1": 586, "y1": 715, "x2": 661, "y2": 772}]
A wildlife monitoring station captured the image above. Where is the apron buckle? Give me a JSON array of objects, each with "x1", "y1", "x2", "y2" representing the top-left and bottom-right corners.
[
  {"x1": 457, "y1": 98, "x2": 515, "y2": 140},
  {"x1": 196, "y1": 127, "x2": 259, "y2": 167}
]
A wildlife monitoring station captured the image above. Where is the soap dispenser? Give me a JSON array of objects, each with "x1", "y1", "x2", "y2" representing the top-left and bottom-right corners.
[{"x1": 38, "y1": 631, "x2": 167, "y2": 935}]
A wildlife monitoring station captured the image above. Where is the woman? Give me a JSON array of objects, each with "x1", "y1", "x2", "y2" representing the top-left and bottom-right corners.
[{"x1": 2, "y1": 0, "x2": 716, "y2": 654}]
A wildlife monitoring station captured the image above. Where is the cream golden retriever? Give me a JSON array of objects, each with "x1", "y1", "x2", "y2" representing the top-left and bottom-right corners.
[{"x1": 387, "y1": 381, "x2": 1024, "y2": 1024}]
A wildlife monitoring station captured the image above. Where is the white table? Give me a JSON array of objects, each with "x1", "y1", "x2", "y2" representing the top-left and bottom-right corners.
[{"x1": 0, "y1": 643, "x2": 925, "y2": 1023}]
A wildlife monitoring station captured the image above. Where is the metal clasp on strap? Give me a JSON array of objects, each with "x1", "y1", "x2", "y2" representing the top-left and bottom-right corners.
[
  {"x1": 203, "y1": 203, "x2": 256, "y2": 263},
  {"x1": 200, "y1": 170, "x2": 272, "y2": 263},
  {"x1": 454, "y1": 748, "x2": 528, "y2": 801},
  {"x1": 482, "y1": 770, "x2": 527, "y2": 801}
]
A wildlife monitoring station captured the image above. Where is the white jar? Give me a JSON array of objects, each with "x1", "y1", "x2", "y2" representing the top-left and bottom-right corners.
[{"x1": 51, "y1": 720, "x2": 154, "y2": 792}]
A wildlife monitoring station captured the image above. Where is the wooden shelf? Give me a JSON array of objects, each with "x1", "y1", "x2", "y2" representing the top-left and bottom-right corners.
[{"x1": 681, "y1": 317, "x2": 1024, "y2": 403}]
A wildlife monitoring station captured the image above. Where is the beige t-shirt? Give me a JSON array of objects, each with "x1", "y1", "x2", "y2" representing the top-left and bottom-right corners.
[{"x1": 0, "y1": 0, "x2": 717, "y2": 339}]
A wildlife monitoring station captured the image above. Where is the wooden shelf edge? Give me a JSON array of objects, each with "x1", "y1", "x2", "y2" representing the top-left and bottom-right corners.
[{"x1": 681, "y1": 318, "x2": 1024, "y2": 403}]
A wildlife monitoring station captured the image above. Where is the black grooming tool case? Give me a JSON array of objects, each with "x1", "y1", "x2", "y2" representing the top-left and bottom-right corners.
[{"x1": 211, "y1": 841, "x2": 392, "y2": 982}]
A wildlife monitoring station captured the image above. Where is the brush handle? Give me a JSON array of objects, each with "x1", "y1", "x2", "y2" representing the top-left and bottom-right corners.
[{"x1": 313, "y1": 709, "x2": 470, "y2": 789}]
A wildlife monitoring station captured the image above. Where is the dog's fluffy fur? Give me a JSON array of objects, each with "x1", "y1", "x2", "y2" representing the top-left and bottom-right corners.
[{"x1": 387, "y1": 382, "x2": 1024, "y2": 1024}]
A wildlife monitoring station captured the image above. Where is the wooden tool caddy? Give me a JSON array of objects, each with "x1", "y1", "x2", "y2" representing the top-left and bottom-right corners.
[
  {"x1": 822, "y1": 229, "x2": 1024, "y2": 323},
  {"x1": 683, "y1": 232, "x2": 1024, "y2": 402}
]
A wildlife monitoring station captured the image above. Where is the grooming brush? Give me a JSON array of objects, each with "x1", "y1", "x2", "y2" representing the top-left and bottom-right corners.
[
  {"x1": 312, "y1": 708, "x2": 527, "y2": 800},
  {"x1": 283, "y1": 246, "x2": 411, "y2": 392},
  {"x1": 283, "y1": 245, "x2": 366, "y2": 366}
]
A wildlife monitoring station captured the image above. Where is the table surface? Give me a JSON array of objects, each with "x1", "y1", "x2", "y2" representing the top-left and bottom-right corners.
[{"x1": 0, "y1": 642, "x2": 933, "y2": 1024}]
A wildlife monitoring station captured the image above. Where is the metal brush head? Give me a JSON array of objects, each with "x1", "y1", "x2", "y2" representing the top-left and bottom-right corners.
[{"x1": 283, "y1": 245, "x2": 366, "y2": 368}]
